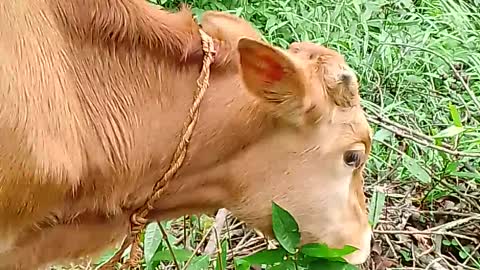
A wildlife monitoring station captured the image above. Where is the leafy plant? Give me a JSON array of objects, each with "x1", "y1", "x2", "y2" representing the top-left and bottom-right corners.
[
  {"x1": 238, "y1": 202, "x2": 359, "y2": 270},
  {"x1": 368, "y1": 187, "x2": 386, "y2": 227},
  {"x1": 94, "y1": 202, "x2": 359, "y2": 270}
]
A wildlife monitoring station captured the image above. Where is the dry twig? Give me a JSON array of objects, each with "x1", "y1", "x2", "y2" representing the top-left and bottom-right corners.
[
  {"x1": 181, "y1": 226, "x2": 214, "y2": 270},
  {"x1": 204, "y1": 209, "x2": 231, "y2": 255}
]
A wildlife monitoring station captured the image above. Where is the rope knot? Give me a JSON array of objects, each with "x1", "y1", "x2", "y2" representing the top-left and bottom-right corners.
[{"x1": 131, "y1": 213, "x2": 147, "y2": 226}]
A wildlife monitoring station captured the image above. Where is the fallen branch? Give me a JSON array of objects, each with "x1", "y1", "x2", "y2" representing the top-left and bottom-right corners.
[
  {"x1": 426, "y1": 215, "x2": 480, "y2": 232},
  {"x1": 414, "y1": 210, "x2": 477, "y2": 217}
]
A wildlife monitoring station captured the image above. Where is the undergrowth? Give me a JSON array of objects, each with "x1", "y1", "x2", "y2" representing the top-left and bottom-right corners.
[{"x1": 55, "y1": 0, "x2": 480, "y2": 269}]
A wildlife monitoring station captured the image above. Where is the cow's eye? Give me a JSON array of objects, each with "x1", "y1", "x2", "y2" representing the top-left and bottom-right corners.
[{"x1": 343, "y1": 150, "x2": 363, "y2": 168}]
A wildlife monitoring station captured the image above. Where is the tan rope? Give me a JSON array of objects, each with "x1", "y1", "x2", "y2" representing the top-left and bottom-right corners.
[{"x1": 98, "y1": 28, "x2": 215, "y2": 270}]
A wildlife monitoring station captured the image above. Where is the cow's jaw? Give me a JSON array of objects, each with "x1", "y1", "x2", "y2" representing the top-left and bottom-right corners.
[{"x1": 344, "y1": 225, "x2": 372, "y2": 265}]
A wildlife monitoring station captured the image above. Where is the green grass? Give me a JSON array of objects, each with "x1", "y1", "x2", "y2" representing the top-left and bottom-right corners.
[{"x1": 58, "y1": 0, "x2": 480, "y2": 269}]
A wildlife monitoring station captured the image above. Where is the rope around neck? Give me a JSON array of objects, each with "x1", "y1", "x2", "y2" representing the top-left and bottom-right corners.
[{"x1": 98, "y1": 28, "x2": 216, "y2": 270}]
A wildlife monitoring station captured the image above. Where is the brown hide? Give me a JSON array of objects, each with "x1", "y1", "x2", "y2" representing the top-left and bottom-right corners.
[{"x1": 0, "y1": 1, "x2": 373, "y2": 269}]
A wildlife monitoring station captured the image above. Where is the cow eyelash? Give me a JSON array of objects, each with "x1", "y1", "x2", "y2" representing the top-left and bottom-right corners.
[{"x1": 343, "y1": 150, "x2": 363, "y2": 168}]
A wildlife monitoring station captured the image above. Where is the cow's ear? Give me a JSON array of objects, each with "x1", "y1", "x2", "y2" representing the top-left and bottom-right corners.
[
  {"x1": 200, "y1": 11, "x2": 263, "y2": 43},
  {"x1": 237, "y1": 37, "x2": 309, "y2": 125}
]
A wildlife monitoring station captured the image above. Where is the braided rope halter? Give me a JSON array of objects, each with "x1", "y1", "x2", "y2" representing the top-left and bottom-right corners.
[{"x1": 98, "y1": 28, "x2": 216, "y2": 270}]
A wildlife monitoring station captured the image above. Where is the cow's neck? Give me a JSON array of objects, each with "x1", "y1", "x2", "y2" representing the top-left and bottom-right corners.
[{"x1": 126, "y1": 61, "x2": 273, "y2": 219}]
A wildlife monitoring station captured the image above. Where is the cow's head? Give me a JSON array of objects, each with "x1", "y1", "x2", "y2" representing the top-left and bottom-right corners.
[
  {"x1": 199, "y1": 12, "x2": 372, "y2": 264},
  {"x1": 225, "y1": 37, "x2": 372, "y2": 264}
]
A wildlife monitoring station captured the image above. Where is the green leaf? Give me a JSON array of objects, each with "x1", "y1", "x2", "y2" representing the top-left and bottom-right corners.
[
  {"x1": 215, "y1": 240, "x2": 228, "y2": 270},
  {"x1": 432, "y1": 126, "x2": 465, "y2": 138},
  {"x1": 242, "y1": 248, "x2": 288, "y2": 265},
  {"x1": 450, "y1": 171, "x2": 480, "y2": 181},
  {"x1": 373, "y1": 129, "x2": 393, "y2": 142},
  {"x1": 297, "y1": 251, "x2": 320, "y2": 267},
  {"x1": 94, "y1": 249, "x2": 117, "y2": 270},
  {"x1": 445, "y1": 162, "x2": 459, "y2": 174},
  {"x1": 368, "y1": 188, "x2": 386, "y2": 227},
  {"x1": 459, "y1": 250, "x2": 469, "y2": 259},
  {"x1": 300, "y1": 243, "x2": 357, "y2": 259},
  {"x1": 267, "y1": 21, "x2": 289, "y2": 36},
  {"x1": 191, "y1": 8, "x2": 205, "y2": 21},
  {"x1": 271, "y1": 202, "x2": 300, "y2": 254},
  {"x1": 266, "y1": 16, "x2": 278, "y2": 30},
  {"x1": 402, "y1": 155, "x2": 431, "y2": 184},
  {"x1": 234, "y1": 258, "x2": 251, "y2": 270},
  {"x1": 187, "y1": 255, "x2": 210, "y2": 270},
  {"x1": 234, "y1": 7, "x2": 243, "y2": 17},
  {"x1": 308, "y1": 259, "x2": 358, "y2": 270},
  {"x1": 144, "y1": 222, "x2": 162, "y2": 266},
  {"x1": 405, "y1": 75, "x2": 423, "y2": 84},
  {"x1": 152, "y1": 248, "x2": 194, "y2": 263},
  {"x1": 399, "y1": 249, "x2": 412, "y2": 261},
  {"x1": 448, "y1": 104, "x2": 462, "y2": 127},
  {"x1": 146, "y1": 261, "x2": 159, "y2": 270},
  {"x1": 268, "y1": 261, "x2": 296, "y2": 270}
]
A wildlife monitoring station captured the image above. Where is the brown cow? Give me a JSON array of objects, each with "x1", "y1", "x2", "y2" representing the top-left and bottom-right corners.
[{"x1": 0, "y1": 1, "x2": 373, "y2": 269}]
